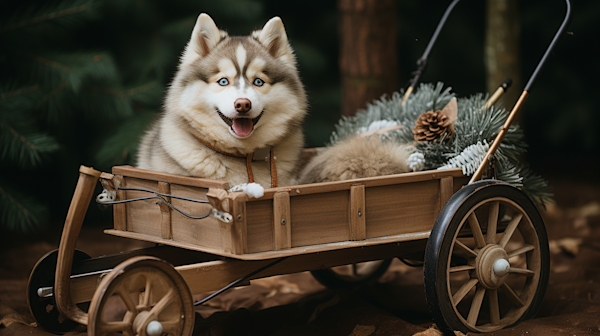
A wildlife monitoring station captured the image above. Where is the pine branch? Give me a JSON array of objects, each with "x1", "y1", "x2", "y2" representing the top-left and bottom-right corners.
[
  {"x1": 94, "y1": 110, "x2": 157, "y2": 168},
  {"x1": 0, "y1": 0, "x2": 97, "y2": 34},
  {"x1": 327, "y1": 82, "x2": 551, "y2": 205},
  {"x1": 0, "y1": 183, "x2": 48, "y2": 232}
]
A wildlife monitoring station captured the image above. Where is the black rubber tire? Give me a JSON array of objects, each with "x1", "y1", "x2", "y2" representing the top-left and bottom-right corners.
[
  {"x1": 424, "y1": 180, "x2": 550, "y2": 335},
  {"x1": 311, "y1": 259, "x2": 392, "y2": 289},
  {"x1": 27, "y1": 249, "x2": 90, "y2": 334}
]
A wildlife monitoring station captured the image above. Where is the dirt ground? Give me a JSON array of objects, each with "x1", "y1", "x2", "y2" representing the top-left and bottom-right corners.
[{"x1": 1, "y1": 177, "x2": 599, "y2": 336}]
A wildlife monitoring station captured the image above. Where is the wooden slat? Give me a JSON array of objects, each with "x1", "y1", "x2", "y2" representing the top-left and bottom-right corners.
[
  {"x1": 70, "y1": 239, "x2": 428, "y2": 304},
  {"x1": 112, "y1": 165, "x2": 229, "y2": 189},
  {"x1": 273, "y1": 192, "x2": 291, "y2": 250},
  {"x1": 123, "y1": 178, "x2": 162, "y2": 237},
  {"x1": 168, "y1": 184, "x2": 220, "y2": 250},
  {"x1": 439, "y1": 176, "x2": 454, "y2": 211},
  {"x1": 112, "y1": 175, "x2": 127, "y2": 231},
  {"x1": 366, "y1": 180, "x2": 439, "y2": 238},
  {"x1": 158, "y1": 182, "x2": 172, "y2": 239},
  {"x1": 349, "y1": 185, "x2": 366, "y2": 241},
  {"x1": 245, "y1": 200, "x2": 274, "y2": 253},
  {"x1": 231, "y1": 195, "x2": 248, "y2": 254},
  {"x1": 290, "y1": 190, "x2": 350, "y2": 248},
  {"x1": 251, "y1": 168, "x2": 465, "y2": 200},
  {"x1": 104, "y1": 229, "x2": 430, "y2": 260}
]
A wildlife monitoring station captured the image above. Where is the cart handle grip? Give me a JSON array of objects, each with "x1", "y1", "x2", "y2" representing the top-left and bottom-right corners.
[
  {"x1": 470, "y1": 0, "x2": 571, "y2": 184},
  {"x1": 54, "y1": 165, "x2": 101, "y2": 325}
]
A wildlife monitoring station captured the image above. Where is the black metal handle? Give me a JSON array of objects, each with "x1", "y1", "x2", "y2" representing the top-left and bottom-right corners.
[
  {"x1": 523, "y1": 0, "x2": 571, "y2": 92},
  {"x1": 408, "y1": 0, "x2": 460, "y2": 90}
]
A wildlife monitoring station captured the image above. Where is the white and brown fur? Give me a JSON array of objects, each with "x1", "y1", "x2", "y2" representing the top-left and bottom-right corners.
[
  {"x1": 137, "y1": 14, "x2": 307, "y2": 187},
  {"x1": 298, "y1": 136, "x2": 412, "y2": 184}
]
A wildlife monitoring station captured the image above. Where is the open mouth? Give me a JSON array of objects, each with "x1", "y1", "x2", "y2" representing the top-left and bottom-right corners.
[{"x1": 217, "y1": 108, "x2": 264, "y2": 138}]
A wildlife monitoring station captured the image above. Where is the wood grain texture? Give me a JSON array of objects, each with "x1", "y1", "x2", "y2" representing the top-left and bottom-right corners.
[
  {"x1": 123, "y1": 178, "x2": 162, "y2": 237},
  {"x1": 55, "y1": 166, "x2": 101, "y2": 325},
  {"x1": 70, "y1": 239, "x2": 428, "y2": 304},
  {"x1": 245, "y1": 200, "x2": 274, "y2": 253},
  {"x1": 231, "y1": 196, "x2": 248, "y2": 254},
  {"x1": 439, "y1": 176, "x2": 454, "y2": 212},
  {"x1": 112, "y1": 175, "x2": 126, "y2": 231},
  {"x1": 290, "y1": 190, "x2": 350, "y2": 247},
  {"x1": 103, "y1": 229, "x2": 430, "y2": 261},
  {"x1": 112, "y1": 165, "x2": 229, "y2": 189},
  {"x1": 169, "y1": 184, "x2": 220, "y2": 250},
  {"x1": 365, "y1": 180, "x2": 439, "y2": 238},
  {"x1": 349, "y1": 185, "x2": 366, "y2": 241},
  {"x1": 158, "y1": 181, "x2": 172, "y2": 239},
  {"x1": 251, "y1": 168, "x2": 464, "y2": 200},
  {"x1": 273, "y1": 192, "x2": 292, "y2": 250}
]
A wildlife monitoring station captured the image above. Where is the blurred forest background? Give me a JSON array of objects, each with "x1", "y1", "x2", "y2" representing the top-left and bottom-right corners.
[{"x1": 0, "y1": 0, "x2": 597, "y2": 233}]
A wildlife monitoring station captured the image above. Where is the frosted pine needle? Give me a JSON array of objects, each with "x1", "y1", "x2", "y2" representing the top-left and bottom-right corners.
[{"x1": 438, "y1": 141, "x2": 490, "y2": 176}]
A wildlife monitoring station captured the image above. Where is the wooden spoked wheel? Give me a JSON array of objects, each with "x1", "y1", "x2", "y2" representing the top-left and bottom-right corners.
[
  {"x1": 424, "y1": 181, "x2": 549, "y2": 335},
  {"x1": 311, "y1": 259, "x2": 392, "y2": 289},
  {"x1": 88, "y1": 256, "x2": 194, "y2": 336}
]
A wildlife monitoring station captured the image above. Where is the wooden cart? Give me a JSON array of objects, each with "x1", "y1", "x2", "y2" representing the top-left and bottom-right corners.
[{"x1": 26, "y1": 1, "x2": 571, "y2": 335}]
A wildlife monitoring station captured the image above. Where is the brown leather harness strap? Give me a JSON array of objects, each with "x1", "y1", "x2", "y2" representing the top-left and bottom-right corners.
[
  {"x1": 270, "y1": 147, "x2": 277, "y2": 188},
  {"x1": 246, "y1": 153, "x2": 255, "y2": 183},
  {"x1": 194, "y1": 135, "x2": 276, "y2": 188}
]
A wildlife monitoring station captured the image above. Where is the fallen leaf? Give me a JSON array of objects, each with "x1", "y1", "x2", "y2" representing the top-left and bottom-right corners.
[
  {"x1": 548, "y1": 237, "x2": 583, "y2": 256},
  {"x1": 349, "y1": 324, "x2": 376, "y2": 336}
]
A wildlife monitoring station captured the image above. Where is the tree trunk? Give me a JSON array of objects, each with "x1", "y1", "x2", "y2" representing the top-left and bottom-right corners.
[
  {"x1": 485, "y1": 0, "x2": 522, "y2": 110},
  {"x1": 338, "y1": 0, "x2": 397, "y2": 117}
]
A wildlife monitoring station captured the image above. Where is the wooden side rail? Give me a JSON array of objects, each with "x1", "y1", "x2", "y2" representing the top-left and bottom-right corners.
[{"x1": 54, "y1": 165, "x2": 101, "y2": 325}]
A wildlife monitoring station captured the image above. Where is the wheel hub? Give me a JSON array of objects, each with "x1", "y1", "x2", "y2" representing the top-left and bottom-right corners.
[
  {"x1": 133, "y1": 310, "x2": 163, "y2": 336},
  {"x1": 476, "y1": 244, "x2": 509, "y2": 289}
]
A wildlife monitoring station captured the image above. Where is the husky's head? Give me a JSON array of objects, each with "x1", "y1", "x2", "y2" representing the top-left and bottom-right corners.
[{"x1": 168, "y1": 14, "x2": 307, "y2": 153}]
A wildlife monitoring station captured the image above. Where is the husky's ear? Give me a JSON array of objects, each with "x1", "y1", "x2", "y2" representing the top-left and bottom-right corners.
[
  {"x1": 184, "y1": 14, "x2": 222, "y2": 62},
  {"x1": 258, "y1": 17, "x2": 295, "y2": 66}
]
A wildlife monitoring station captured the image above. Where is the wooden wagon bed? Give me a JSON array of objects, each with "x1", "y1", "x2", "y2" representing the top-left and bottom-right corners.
[{"x1": 104, "y1": 165, "x2": 468, "y2": 260}]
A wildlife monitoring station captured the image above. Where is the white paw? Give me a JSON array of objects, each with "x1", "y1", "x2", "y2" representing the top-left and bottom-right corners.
[{"x1": 229, "y1": 182, "x2": 265, "y2": 198}]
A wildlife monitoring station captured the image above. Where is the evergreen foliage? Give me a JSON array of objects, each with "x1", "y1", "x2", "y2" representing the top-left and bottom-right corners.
[
  {"x1": 0, "y1": 0, "x2": 340, "y2": 232},
  {"x1": 329, "y1": 83, "x2": 552, "y2": 206}
]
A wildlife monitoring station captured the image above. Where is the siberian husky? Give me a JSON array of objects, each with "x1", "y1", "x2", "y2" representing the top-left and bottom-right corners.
[{"x1": 137, "y1": 14, "x2": 307, "y2": 188}]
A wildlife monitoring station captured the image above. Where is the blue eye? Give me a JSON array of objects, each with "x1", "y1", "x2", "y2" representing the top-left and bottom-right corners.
[
  {"x1": 218, "y1": 78, "x2": 229, "y2": 86},
  {"x1": 253, "y1": 78, "x2": 264, "y2": 87}
]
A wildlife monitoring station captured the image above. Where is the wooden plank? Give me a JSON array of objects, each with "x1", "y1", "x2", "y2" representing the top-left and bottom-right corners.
[
  {"x1": 104, "y1": 228, "x2": 430, "y2": 260},
  {"x1": 349, "y1": 185, "x2": 366, "y2": 241},
  {"x1": 70, "y1": 239, "x2": 427, "y2": 304},
  {"x1": 168, "y1": 184, "x2": 221, "y2": 250},
  {"x1": 250, "y1": 168, "x2": 464, "y2": 200},
  {"x1": 273, "y1": 192, "x2": 292, "y2": 250},
  {"x1": 439, "y1": 176, "x2": 454, "y2": 212},
  {"x1": 158, "y1": 182, "x2": 172, "y2": 239},
  {"x1": 123, "y1": 178, "x2": 162, "y2": 237},
  {"x1": 112, "y1": 175, "x2": 126, "y2": 231},
  {"x1": 112, "y1": 165, "x2": 230, "y2": 189},
  {"x1": 366, "y1": 180, "x2": 439, "y2": 238},
  {"x1": 231, "y1": 195, "x2": 248, "y2": 254},
  {"x1": 290, "y1": 190, "x2": 350, "y2": 248},
  {"x1": 245, "y1": 200, "x2": 274, "y2": 253}
]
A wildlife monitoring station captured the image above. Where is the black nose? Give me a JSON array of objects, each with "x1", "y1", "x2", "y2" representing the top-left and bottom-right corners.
[{"x1": 234, "y1": 98, "x2": 252, "y2": 113}]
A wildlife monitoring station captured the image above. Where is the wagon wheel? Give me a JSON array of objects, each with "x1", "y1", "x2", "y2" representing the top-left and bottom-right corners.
[
  {"x1": 88, "y1": 256, "x2": 194, "y2": 336},
  {"x1": 27, "y1": 249, "x2": 90, "y2": 333},
  {"x1": 311, "y1": 259, "x2": 392, "y2": 289},
  {"x1": 424, "y1": 180, "x2": 549, "y2": 335}
]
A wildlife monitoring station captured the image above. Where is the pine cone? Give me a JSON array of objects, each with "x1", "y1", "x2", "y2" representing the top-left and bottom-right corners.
[{"x1": 412, "y1": 110, "x2": 453, "y2": 141}]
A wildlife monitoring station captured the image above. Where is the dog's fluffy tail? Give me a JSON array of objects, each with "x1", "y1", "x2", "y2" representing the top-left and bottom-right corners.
[{"x1": 298, "y1": 136, "x2": 413, "y2": 184}]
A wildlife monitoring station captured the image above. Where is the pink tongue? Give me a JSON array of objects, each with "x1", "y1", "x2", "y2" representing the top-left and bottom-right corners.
[{"x1": 232, "y1": 118, "x2": 253, "y2": 137}]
